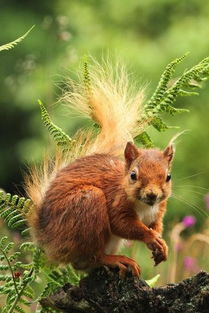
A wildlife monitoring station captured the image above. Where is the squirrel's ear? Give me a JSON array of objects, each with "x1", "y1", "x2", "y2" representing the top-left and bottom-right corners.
[
  {"x1": 124, "y1": 142, "x2": 139, "y2": 168},
  {"x1": 163, "y1": 144, "x2": 175, "y2": 163}
]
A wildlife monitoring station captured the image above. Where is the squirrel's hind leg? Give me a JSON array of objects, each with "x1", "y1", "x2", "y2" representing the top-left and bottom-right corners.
[
  {"x1": 96, "y1": 254, "x2": 141, "y2": 277},
  {"x1": 63, "y1": 185, "x2": 111, "y2": 267}
]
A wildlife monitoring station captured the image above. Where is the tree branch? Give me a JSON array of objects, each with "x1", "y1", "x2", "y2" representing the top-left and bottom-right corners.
[{"x1": 40, "y1": 268, "x2": 209, "y2": 313}]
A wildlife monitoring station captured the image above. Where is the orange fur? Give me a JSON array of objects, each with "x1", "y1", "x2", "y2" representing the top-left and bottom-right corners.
[
  {"x1": 29, "y1": 144, "x2": 174, "y2": 276},
  {"x1": 26, "y1": 61, "x2": 145, "y2": 210},
  {"x1": 61, "y1": 60, "x2": 145, "y2": 157},
  {"x1": 26, "y1": 62, "x2": 175, "y2": 276}
]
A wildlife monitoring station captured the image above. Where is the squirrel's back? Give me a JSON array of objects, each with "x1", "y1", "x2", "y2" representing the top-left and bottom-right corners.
[
  {"x1": 55, "y1": 153, "x2": 124, "y2": 186},
  {"x1": 38, "y1": 153, "x2": 124, "y2": 212}
]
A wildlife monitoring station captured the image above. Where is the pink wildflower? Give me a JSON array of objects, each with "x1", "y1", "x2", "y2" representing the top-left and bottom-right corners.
[
  {"x1": 183, "y1": 256, "x2": 199, "y2": 272},
  {"x1": 182, "y1": 215, "x2": 196, "y2": 227}
]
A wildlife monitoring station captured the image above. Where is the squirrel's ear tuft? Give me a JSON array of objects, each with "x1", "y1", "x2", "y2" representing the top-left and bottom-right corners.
[
  {"x1": 124, "y1": 142, "x2": 139, "y2": 168},
  {"x1": 163, "y1": 144, "x2": 175, "y2": 163}
]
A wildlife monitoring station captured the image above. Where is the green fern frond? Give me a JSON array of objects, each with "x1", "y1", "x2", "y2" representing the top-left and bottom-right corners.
[
  {"x1": 150, "y1": 117, "x2": 169, "y2": 132},
  {"x1": 0, "y1": 237, "x2": 36, "y2": 313},
  {"x1": 149, "y1": 54, "x2": 209, "y2": 115},
  {"x1": 0, "y1": 25, "x2": 35, "y2": 52},
  {"x1": 33, "y1": 247, "x2": 44, "y2": 274},
  {"x1": 0, "y1": 191, "x2": 31, "y2": 235},
  {"x1": 20, "y1": 228, "x2": 31, "y2": 237},
  {"x1": 40, "y1": 264, "x2": 84, "y2": 299},
  {"x1": 0, "y1": 274, "x2": 13, "y2": 281},
  {"x1": 60, "y1": 264, "x2": 84, "y2": 285},
  {"x1": 1, "y1": 234, "x2": 84, "y2": 312},
  {"x1": 83, "y1": 55, "x2": 93, "y2": 111},
  {"x1": 38, "y1": 99, "x2": 74, "y2": 152},
  {"x1": 178, "y1": 89, "x2": 199, "y2": 97},
  {"x1": 134, "y1": 131, "x2": 154, "y2": 148},
  {"x1": 13, "y1": 305, "x2": 26, "y2": 313},
  {"x1": 0, "y1": 192, "x2": 31, "y2": 215},
  {"x1": 137, "y1": 54, "x2": 209, "y2": 146},
  {"x1": 20, "y1": 241, "x2": 35, "y2": 252},
  {"x1": 38, "y1": 264, "x2": 86, "y2": 312},
  {"x1": 159, "y1": 59, "x2": 209, "y2": 113},
  {"x1": 40, "y1": 282, "x2": 60, "y2": 299},
  {"x1": 145, "y1": 53, "x2": 188, "y2": 111}
]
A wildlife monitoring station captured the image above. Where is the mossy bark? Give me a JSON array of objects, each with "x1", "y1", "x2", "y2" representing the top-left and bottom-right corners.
[{"x1": 40, "y1": 268, "x2": 209, "y2": 313}]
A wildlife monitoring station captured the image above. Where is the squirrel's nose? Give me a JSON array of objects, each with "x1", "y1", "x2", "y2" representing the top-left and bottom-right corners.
[{"x1": 146, "y1": 192, "x2": 157, "y2": 202}]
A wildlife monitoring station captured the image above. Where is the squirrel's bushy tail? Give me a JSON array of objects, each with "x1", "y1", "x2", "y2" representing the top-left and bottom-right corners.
[
  {"x1": 62, "y1": 59, "x2": 145, "y2": 157},
  {"x1": 25, "y1": 60, "x2": 145, "y2": 208}
]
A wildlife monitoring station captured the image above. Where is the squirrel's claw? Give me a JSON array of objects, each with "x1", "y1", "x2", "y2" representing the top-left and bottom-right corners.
[{"x1": 147, "y1": 232, "x2": 168, "y2": 266}]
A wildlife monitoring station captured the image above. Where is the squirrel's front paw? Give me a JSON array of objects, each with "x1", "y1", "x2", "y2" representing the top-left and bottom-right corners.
[
  {"x1": 145, "y1": 230, "x2": 168, "y2": 266},
  {"x1": 151, "y1": 238, "x2": 168, "y2": 266}
]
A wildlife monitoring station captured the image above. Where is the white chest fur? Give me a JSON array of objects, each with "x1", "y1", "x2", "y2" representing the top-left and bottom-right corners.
[
  {"x1": 105, "y1": 202, "x2": 159, "y2": 255},
  {"x1": 135, "y1": 201, "x2": 159, "y2": 226}
]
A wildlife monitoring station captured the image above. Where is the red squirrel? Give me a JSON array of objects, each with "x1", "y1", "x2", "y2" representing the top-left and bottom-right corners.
[{"x1": 27, "y1": 62, "x2": 174, "y2": 276}]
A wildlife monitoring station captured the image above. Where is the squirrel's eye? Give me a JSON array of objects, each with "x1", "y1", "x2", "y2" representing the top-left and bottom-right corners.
[
  {"x1": 130, "y1": 170, "x2": 137, "y2": 181},
  {"x1": 166, "y1": 173, "x2": 171, "y2": 182}
]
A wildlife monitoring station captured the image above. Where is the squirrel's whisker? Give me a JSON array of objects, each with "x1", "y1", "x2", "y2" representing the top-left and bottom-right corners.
[
  {"x1": 175, "y1": 171, "x2": 209, "y2": 181},
  {"x1": 174, "y1": 184, "x2": 209, "y2": 191},
  {"x1": 171, "y1": 193, "x2": 209, "y2": 218},
  {"x1": 173, "y1": 187, "x2": 206, "y2": 197}
]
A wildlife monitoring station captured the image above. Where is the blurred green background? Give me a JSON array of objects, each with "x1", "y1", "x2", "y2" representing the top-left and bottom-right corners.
[{"x1": 0, "y1": 0, "x2": 209, "y2": 283}]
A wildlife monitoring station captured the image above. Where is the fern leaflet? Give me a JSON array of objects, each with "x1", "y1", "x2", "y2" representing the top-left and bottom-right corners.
[
  {"x1": 38, "y1": 99, "x2": 74, "y2": 152},
  {"x1": 0, "y1": 237, "x2": 35, "y2": 313},
  {"x1": 136, "y1": 54, "x2": 209, "y2": 146},
  {"x1": 0, "y1": 26, "x2": 35, "y2": 52},
  {"x1": 0, "y1": 191, "x2": 31, "y2": 236}
]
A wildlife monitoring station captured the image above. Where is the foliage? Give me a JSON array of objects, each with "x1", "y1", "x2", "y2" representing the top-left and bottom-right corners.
[
  {"x1": 0, "y1": 191, "x2": 31, "y2": 236},
  {"x1": 135, "y1": 54, "x2": 209, "y2": 147},
  {"x1": 38, "y1": 99, "x2": 74, "y2": 153},
  {"x1": 38, "y1": 56, "x2": 209, "y2": 150},
  {"x1": 0, "y1": 236, "x2": 35, "y2": 313},
  {"x1": 83, "y1": 55, "x2": 93, "y2": 105},
  {"x1": 0, "y1": 193, "x2": 83, "y2": 312},
  {"x1": 1, "y1": 54, "x2": 209, "y2": 311},
  {"x1": 0, "y1": 26, "x2": 34, "y2": 52},
  {"x1": 1, "y1": 1, "x2": 209, "y2": 226},
  {"x1": 1, "y1": 2, "x2": 209, "y2": 311},
  {"x1": 0, "y1": 221, "x2": 83, "y2": 312},
  {"x1": 0, "y1": 190, "x2": 81, "y2": 312},
  {"x1": 0, "y1": 30, "x2": 83, "y2": 313}
]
